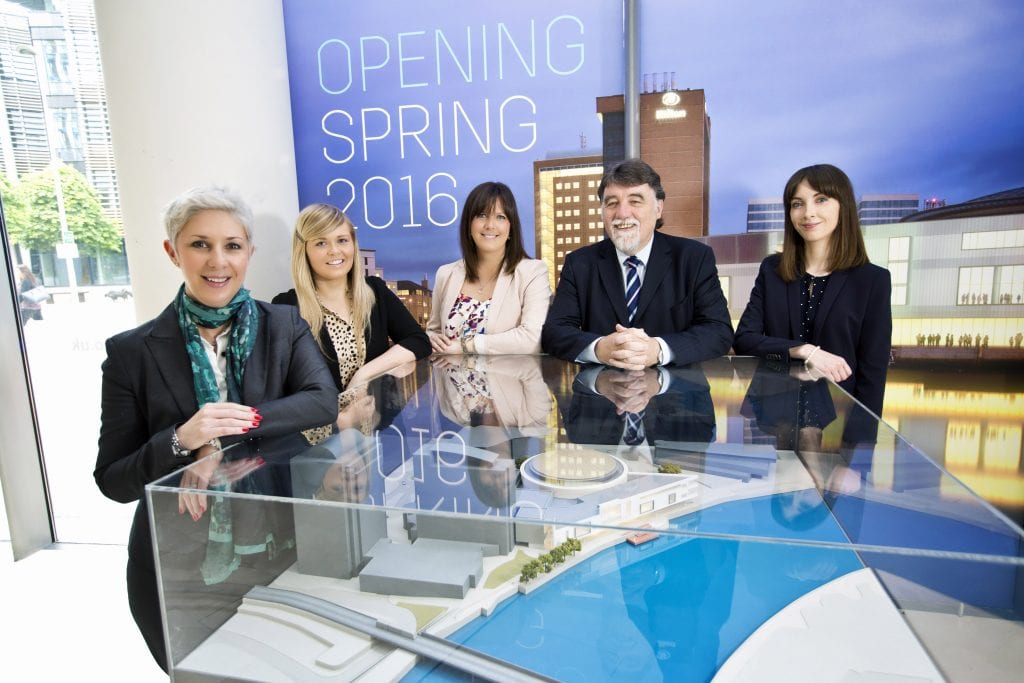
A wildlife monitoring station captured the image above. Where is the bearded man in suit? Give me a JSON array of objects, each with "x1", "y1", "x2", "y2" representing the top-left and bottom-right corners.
[{"x1": 541, "y1": 159, "x2": 733, "y2": 368}]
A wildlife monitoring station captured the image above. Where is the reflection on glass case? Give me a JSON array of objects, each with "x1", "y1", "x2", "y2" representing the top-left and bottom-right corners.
[{"x1": 148, "y1": 356, "x2": 1024, "y2": 682}]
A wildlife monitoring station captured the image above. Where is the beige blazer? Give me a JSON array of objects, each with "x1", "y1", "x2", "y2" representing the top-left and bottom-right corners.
[
  {"x1": 428, "y1": 258, "x2": 550, "y2": 354},
  {"x1": 433, "y1": 355, "x2": 551, "y2": 431}
]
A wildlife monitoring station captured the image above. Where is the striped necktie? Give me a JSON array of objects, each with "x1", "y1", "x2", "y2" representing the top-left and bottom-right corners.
[
  {"x1": 625, "y1": 256, "x2": 642, "y2": 323},
  {"x1": 624, "y1": 410, "x2": 645, "y2": 445}
]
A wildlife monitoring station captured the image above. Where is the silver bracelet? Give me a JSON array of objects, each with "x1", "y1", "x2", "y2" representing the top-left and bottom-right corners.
[
  {"x1": 804, "y1": 345, "x2": 821, "y2": 367},
  {"x1": 170, "y1": 425, "x2": 192, "y2": 459}
]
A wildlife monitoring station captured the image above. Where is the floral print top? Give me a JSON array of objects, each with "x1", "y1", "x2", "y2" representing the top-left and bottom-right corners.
[
  {"x1": 444, "y1": 366, "x2": 495, "y2": 424},
  {"x1": 444, "y1": 292, "x2": 490, "y2": 341}
]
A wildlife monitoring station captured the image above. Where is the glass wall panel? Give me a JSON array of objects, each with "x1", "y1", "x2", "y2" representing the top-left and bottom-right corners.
[{"x1": 0, "y1": 0, "x2": 133, "y2": 543}]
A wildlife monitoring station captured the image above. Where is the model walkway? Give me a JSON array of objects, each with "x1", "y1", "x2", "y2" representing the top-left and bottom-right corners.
[
  {"x1": 712, "y1": 568, "x2": 945, "y2": 682},
  {"x1": 246, "y1": 586, "x2": 558, "y2": 683}
]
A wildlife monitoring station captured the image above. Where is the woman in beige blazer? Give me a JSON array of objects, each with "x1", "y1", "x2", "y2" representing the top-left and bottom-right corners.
[{"x1": 428, "y1": 181, "x2": 550, "y2": 355}]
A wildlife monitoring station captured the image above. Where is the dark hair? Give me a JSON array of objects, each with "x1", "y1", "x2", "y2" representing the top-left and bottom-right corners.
[
  {"x1": 17, "y1": 264, "x2": 37, "y2": 286},
  {"x1": 779, "y1": 164, "x2": 868, "y2": 282},
  {"x1": 459, "y1": 181, "x2": 529, "y2": 281},
  {"x1": 467, "y1": 457, "x2": 515, "y2": 509},
  {"x1": 598, "y1": 159, "x2": 666, "y2": 229}
]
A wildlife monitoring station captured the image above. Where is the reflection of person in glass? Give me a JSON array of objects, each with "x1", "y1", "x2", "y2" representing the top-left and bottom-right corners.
[
  {"x1": 93, "y1": 187, "x2": 337, "y2": 671},
  {"x1": 434, "y1": 355, "x2": 549, "y2": 508},
  {"x1": 733, "y1": 164, "x2": 891, "y2": 417},
  {"x1": 435, "y1": 354, "x2": 550, "y2": 432},
  {"x1": 427, "y1": 181, "x2": 550, "y2": 355},
  {"x1": 744, "y1": 361, "x2": 867, "y2": 509},
  {"x1": 273, "y1": 203, "x2": 431, "y2": 392},
  {"x1": 301, "y1": 425, "x2": 375, "y2": 504},
  {"x1": 560, "y1": 364, "x2": 716, "y2": 457},
  {"x1": 293, "y1": 370, "x2": 424, "y2": 504},
  {"x1": 742, "y1": 361, "x2": 836, "y2": 451},
  {"x1": 317, "y1": 449, "x2": 371, "y2": 502},
  {"x1": 17, "y1": 263, "x2": 44, "y2": 326}
]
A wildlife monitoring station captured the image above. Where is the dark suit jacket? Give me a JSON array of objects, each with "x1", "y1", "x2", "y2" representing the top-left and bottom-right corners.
[
  {"x1": 733, "y1": 254, "x2": 891, "y2": 415},
  {"x1": 741, "y1": 361, "x2": 838, "y2": 438},
  {"x1": 273, "y1": 276, "x2": 431, "y2": 391},
  {"x1": 541, "y1": 232, "x2": 734, "y2": 365},
  {"x1": 561, "y1": 366, "x2": 717, "y2": 447},
  {"x1": 94, "y1": 301, "x2": 338, "y2": 568}
]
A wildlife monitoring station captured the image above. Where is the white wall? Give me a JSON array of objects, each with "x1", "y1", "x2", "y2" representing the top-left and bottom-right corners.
[{"x1": 94, "y1": 0, "x2": 298, "y2": 321}]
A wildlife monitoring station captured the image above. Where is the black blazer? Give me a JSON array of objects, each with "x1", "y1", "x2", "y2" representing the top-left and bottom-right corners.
[
  {"x1": 94, "y1": 301, "x2": 338, "y2": 567},
  {"x1": 541, "y1": 232, "x2": 734, "y2": 365},
  {"x1": 733, "y1": 254, "x2": 892, "y2": 415},
  {"x1": 561, "y1": 366, "x2": 717, "y2": 447},
  {"x1": 273, "y1": 276, "x2": 431, "y2": 391}
]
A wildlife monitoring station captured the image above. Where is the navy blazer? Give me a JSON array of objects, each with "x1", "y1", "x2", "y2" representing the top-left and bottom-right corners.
[
  {"x1": 273, "y1": 276, "x2": 431, "y2": 391},
  {"x1": 94, "y1": 301, "x2": 338, "y2": 566},
  {"x1": 541, "y1": 232, "x2": 734, "y2": 365},
  {"x1": 561, "y1": 366, "x2": 717, "y2": 447},
  {"x1": 733, "y1": 254, "x2": 891, "y2": 415}
]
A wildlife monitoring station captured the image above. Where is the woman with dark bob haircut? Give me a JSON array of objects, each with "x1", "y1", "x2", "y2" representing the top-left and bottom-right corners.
[
  {"x1": 428, "y1": 181, "x2": 550, "y2": 354},
  {"x1": 733, "y1": 164, "x2": 892, "y2": 415}
]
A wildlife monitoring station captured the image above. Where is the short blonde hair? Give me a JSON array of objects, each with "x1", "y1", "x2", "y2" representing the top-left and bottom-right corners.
[{"x1": 163, "y1": 186, "x2": 254, "y2": 244}]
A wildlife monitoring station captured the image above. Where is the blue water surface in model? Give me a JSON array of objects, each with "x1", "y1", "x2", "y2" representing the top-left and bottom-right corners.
[{"x1": 402, "y1": 491, "x2": 862, "y2": 682}]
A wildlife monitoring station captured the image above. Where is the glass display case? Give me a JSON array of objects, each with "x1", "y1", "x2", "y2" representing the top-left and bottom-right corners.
[{"x1": 148, "y1": 356, "x2": 1024, "y2": 682}]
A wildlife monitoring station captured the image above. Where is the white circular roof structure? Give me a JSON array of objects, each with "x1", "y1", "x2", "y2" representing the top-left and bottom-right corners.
[{"x1": 520, "y1": 448, "x2": 628, "y2": 497}]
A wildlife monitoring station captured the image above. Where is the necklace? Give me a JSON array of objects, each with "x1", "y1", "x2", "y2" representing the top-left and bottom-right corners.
[
  {"x1": 472, "y1": 275, "x2": 498, "y2": 296},
  {"x1": 806, "y1": 273, "x2": 828, "y2": 297}
]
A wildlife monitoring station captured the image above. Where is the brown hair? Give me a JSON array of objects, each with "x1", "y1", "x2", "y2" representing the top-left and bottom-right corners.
[
  {"x1": 459, "y1": 182, "x2": 529, "y2": 281},
  {"x1": 17, "y1": 264, "x2": 37, "y2": 286},
  {"x1": 778, "y1": 164, "x2": 868, "y2": 282},
  {"x1": 291, "y1": 204, "x2": 375, "y2": 358}
]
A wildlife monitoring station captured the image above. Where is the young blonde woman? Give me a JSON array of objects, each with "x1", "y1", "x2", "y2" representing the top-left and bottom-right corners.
[
  {"x1": 273, "y1": 203, "x2": 430, "y2": 392},
  {"x1": 733, "y1": 164, "x2": 892, "y2": 415}
]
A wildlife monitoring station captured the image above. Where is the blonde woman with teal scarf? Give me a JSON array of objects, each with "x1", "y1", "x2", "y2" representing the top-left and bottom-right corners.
[{"x1": 94, "y1": 187, "x2": 336, "y2": 672}]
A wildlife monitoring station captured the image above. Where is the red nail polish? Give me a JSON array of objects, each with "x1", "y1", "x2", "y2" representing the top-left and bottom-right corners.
[
  {"x1": 251, "y1": 407, "x2": 258, "y2": 412},
  {"x1": 242, "y1": 427, "x2": 249, "y2": 433}
]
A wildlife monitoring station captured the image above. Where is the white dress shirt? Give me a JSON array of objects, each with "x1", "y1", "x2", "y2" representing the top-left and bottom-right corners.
[{"x1": 576, "y1": 237, "x2": 675, "y2": 365}]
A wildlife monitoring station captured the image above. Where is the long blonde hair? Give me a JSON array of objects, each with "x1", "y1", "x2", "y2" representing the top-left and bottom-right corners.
[{"x1": 291, "y1": 204, "x2": 375, "y2": 359}]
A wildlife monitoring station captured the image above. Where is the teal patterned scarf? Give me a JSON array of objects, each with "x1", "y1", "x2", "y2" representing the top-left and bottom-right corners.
[
  {"x1": 174, "y1": 284, "x2": 260, "y2": 406},
  {"x1": 174, "y1": 285, "x2": 269, "y2": 585}
]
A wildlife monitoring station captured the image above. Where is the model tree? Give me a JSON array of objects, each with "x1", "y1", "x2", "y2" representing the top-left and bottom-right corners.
[{"x1": 520, "y1": 539, "x2": 584, "y2": 584}]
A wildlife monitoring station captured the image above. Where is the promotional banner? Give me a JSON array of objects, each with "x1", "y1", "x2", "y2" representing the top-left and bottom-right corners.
[
  {"x1": 283, "y1": 1, "x2": 1024, "y2": 360},
  {"x1": 283, "y1": 0, "x2": 622, "y2": 283}
]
